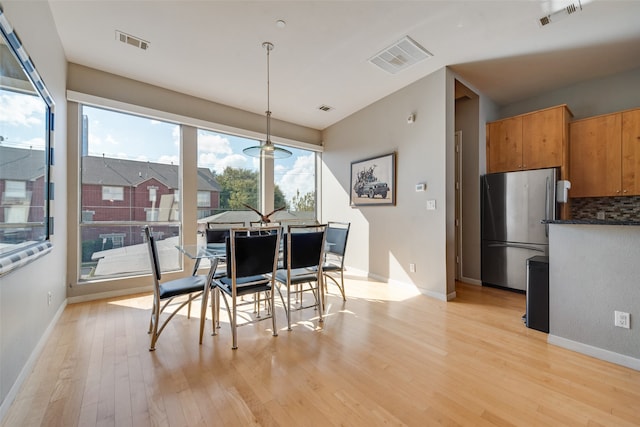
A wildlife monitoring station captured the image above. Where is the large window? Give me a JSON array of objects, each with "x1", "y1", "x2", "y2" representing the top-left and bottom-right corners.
[
  {"x1": 196, "y1": 129, "x2": 317, "y2": 228},
  {"x1": 79, "y1": 106, "x2": 180, "y2": 281},
  {"x1": 196, "y1": 129, "x2": 260, "y2": 222},
  {"x1": 0, "y1": 11, "x2": 53, "y2": 261},
  {"x1": 275, "y1": 146, "x2": 317, "y2": 223}
]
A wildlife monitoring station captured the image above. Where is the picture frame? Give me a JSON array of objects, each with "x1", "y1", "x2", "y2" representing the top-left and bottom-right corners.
[{"x1": 350, "y1": 152, "x2": 396, "y2": 206}]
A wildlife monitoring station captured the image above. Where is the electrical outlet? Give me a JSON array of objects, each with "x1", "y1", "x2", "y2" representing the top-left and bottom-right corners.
[
  {"x1": 597, "y1": 211, "x2": 605, "y2": 220},
  {"x1": 47, "y1": 291, "x2": 52, "y2": 306},
  {"x1": 614, "y1": 311, "x2": 630, "y2": 329},
  {"x1": 426, "y1": 200, "x2": 436, "y2": 210},
  {"x1": 409, "y1": 263, "x2": 416, "y2": 273}
]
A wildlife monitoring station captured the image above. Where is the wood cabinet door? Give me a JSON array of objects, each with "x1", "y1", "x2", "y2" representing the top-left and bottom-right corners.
[
  {"x1": 522, "y1": 106, "x2": 565, "y2": 170},
  {"x1": 487, "y1": 116, "x2": 522, "y2": 173},
  {"x1": 569, "y1": 114, "x2": 622, "y2": 197},
  {"x1": 622, "y1": 109, "x2": 640, "y2": 195}
]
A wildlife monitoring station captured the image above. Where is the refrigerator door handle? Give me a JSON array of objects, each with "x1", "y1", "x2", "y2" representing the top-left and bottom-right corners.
[
  {"x1": 544, "y1": 177, "x2": 550, "y2": 237},
  {"x1": 487, "y1": 242, "x2": 546, "y2": 252}
]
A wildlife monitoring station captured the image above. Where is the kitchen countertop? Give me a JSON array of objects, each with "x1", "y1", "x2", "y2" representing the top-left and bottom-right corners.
[{"x1": 543, "y1": 219, "x2": 640, "y2": 226}]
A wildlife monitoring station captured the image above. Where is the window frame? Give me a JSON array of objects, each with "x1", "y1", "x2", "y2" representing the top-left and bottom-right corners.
[
  {"x1": 101, "y1": 185, "x2": 124, "y2": 201},
  {"x1": 69, "y1": 90, "x2": 322, "y2": 286},
  {"x1": 0, "y1": 6, "x2": 55, "y2": 275}
]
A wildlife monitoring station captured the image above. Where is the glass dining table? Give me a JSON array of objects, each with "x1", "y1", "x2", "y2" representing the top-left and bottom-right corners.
[{"x1": 175, "y1": 243, "x2": 226, "y2": 344}]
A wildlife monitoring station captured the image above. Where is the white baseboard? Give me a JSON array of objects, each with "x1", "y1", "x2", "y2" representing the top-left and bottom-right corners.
[
  {"x1": 548, "y1": 334, "x2": 640, "y2": 371},
  {"x1": 0, "y1": 299, "x2": 68, "y2": 423},
  {"x1": 67, "y1": 285, "x2": 152, "y2": 304},
  {"x1": 365, "y1": 272, "x2": 449, "y2": 301},
  {"x1": 459, "y1": 276, "x2": 482, "y2": 286}
]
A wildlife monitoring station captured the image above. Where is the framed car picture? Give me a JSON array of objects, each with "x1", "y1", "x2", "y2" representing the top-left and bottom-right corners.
[{"x1": 350, "y1": 152, "x2": 396, "y2": 206}]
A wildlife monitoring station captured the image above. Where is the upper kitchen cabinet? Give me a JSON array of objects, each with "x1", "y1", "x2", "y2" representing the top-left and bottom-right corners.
[
  {"x1": 622, "y1": 109, "x2": 640, "y2": 195},
  {"x1": 487, "y1": 105, "x2": 572, "y2": 174},
  {"x1": 570, "y1": 108, "x2": 640, "y2": 197},
  {"x1": 569, "y1": 113, "x2": 622, "y2": 197}
]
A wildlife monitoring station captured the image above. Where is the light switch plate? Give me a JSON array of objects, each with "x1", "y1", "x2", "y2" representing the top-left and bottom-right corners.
[{"x1": 426, "y1": 199, "x2": 436, "y2": 210}]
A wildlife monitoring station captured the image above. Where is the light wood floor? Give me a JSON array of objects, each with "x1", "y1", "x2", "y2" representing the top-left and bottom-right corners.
[{"x1": 3, "y1": 278, "x2": 640, "y2": 426}]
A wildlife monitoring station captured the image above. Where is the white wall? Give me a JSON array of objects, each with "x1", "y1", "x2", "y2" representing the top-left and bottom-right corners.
[
  {"x1": 498, "y1": 66, "x2": 640, "y2": 121},
  {"x1": 0, "y1": 0, "x2": 68, "y2": 415},
  {"x1": 321, "y1": 68, "x2": 453, "y2": 300},
  {"x1": 549, "y1": 224, "x2": 640, "y2": 370}
]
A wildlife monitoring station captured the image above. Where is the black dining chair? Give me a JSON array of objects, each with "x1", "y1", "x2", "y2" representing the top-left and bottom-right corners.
[
  {"x1": 274, "y1": 224, "x2": 327, "y2": 331},
  {"x1": 322, "y1": 221, "x2": 351, "y2": 301},
  {"x1": 209, "y1": 226, "x2": 281, "y2": 349},
  {"x1": 144, "y1": 225, "x2": 209, "y2": 351}
]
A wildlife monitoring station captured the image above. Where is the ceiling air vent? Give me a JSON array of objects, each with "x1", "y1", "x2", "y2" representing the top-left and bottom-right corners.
[
  {"x1": 369, "y1": 36, "x2": 432, "y2": 74},
  {"x1": 318, "y1": 105, "x2": 334, "y2": 112},
  {"x1": 539, "y1": 1, "x2": 583, "y2": 26},
  {"x1": 115, "y1": 30, "x2": 150, "y2": 50}
]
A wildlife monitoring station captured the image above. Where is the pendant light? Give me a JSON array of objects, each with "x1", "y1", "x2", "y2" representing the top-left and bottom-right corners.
[{"x1": 243, "y1": 42, "x2": 292, "y2": 159}]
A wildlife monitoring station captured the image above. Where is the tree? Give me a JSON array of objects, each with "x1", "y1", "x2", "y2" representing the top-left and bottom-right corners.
[
  {"x1": 215, "y1": 166, "x2": 288, "y2": 210},
  {"x1": 290, "y1": 190, "x2": 315, "y2": 212}
]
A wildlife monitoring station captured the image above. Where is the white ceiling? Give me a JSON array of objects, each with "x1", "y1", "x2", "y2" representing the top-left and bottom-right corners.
[{"x1": 47, "y1": 0, "x2": 640, "y2": 130}]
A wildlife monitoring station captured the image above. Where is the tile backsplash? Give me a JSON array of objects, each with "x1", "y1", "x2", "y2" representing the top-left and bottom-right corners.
[{"x1": 570, "y1": 196, "x2": 640, "y2": 221}]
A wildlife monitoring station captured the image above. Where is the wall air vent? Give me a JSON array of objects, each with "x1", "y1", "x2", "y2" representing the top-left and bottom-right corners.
[
  {"x1": 369, "y1": 36, "x2": 432, "y2": 74},
  {"x1": 318, "y1": 105, "x2": 334, "y2": 112},
  {"x1": 539, "y1": 1, "x2": 583, "y2": 26},
  {"x1": 115, "y1": 30, "x2": 150, "y2": 50}
]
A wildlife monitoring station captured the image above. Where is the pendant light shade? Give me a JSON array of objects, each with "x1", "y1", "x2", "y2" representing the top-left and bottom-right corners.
[{"x1": 243, "y1": 42, "x2": 292, "y2": 159}]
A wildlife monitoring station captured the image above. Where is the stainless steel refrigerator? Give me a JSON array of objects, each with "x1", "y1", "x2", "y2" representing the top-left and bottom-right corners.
[{"x1": 481, "y1": 168, "x2": 557, "y2": 291}]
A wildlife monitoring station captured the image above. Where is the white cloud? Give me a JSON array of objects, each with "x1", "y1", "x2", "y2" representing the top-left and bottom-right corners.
[
  {"x1": 0, "y1": 93, "x2": 44, "y2": 127},
  {"x1": 199, "y1": 152, "x2": 249, "y2": 174},
  {"x1": 199, "y1": 133, "x2": 233, "y2": 155},
  {"x1": 157, "y1": 154, "x2": 179, "y2": 165},
  {"x1": 277, "y1": 154, "x2": 315, "y2": 202}
]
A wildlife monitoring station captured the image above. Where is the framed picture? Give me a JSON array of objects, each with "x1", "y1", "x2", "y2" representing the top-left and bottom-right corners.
[{"x1": 350, "y1": 152, "x2": 396, "y2": 206}]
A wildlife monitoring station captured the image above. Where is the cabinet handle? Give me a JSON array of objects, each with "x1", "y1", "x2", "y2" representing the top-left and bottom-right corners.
[{"x1": 623, "y1": 189, "x2": 628, "y2": 193}]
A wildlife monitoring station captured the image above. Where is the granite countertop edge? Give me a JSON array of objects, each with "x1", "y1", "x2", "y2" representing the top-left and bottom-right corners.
[{"x1": 542, "y1": 219, "x2": 640, "y2": 226}]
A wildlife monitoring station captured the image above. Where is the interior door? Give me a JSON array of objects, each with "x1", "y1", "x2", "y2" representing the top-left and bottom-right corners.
[{"x1": 455, "y1": 131, "x2": 462, "y2": 280}]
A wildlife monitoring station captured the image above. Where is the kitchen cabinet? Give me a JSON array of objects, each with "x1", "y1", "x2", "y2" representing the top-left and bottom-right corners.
[
  {"x1": 622, "y1": 109, "x2": 640, "y2": 194},
  {"x1": 569, "y1": 108, "x2": 640, "y2": 197},
  {"x1": 486, "y1": 105, "x2": 571, "y2": 174}
]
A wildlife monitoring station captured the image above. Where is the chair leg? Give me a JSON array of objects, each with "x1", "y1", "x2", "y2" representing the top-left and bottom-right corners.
[
  {"x1": 270, "y1": 290, "x2": 278, "y2": 337},
  {"x1": 317, "y1": 278, "x2": 324, "y2": 323},
  {"x1": 211, "y1": 287, "x2": 219, "y2": 335},
  {"x1": 199, "y1": 285, "x2": 210, "y2": 345},
  {"x1": 231, "y1": 294, "x2": 238, "y2": 349},
  {"x1": 287, "y1": 284, "x2": 293, "y2": 331},
  {"x1": 149, "y1": 298, "x2": 160, "y2": 351}
]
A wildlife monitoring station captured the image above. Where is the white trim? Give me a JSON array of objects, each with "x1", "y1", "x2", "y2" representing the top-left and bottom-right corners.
[
  {"x1": 367, "y1": 272, "x2": 449, "y2": 302},
  {"x1": 548, "y1": 334, "x2": 640, "y2": 371},
  {"x1": 67, "y1": 285, "x2": 152, "y2": 304},
  {"x1": 66, "y1": 90, "x2": 323, "y2": 153},
  {"x1": 0, "y1": 299, "x2": 67, "y2": 423},
  {"x1": 460, "y1": 276, "x2": 482, "y2": 286}
]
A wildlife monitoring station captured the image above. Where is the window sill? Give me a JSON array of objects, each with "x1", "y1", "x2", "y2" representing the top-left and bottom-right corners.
[{"x1": 0, "y1": 241, "x2": 53, "y2": 277}]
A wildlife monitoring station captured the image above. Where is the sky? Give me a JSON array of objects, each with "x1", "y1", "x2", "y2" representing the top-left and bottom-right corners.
[{"x1": 0, "y1": 90, "x2": 47, "y2": 150}]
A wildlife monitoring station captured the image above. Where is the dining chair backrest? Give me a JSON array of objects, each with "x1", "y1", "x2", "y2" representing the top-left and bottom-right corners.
[
  {"x1": 282, "y1": 224, "x2": 327, "y2": 270},
  {"x1": 226, "y1": 227, "x2": 281, "y2": 279},
  {"x1": 144, "y1": 225, "x2": 162, "y2": 282},
  {"x1": 206, "y1": 222, "x2": 244, "y2": 244},
  {"x1": 326, "y1": 221, "x2": 350, "y2": 257}
]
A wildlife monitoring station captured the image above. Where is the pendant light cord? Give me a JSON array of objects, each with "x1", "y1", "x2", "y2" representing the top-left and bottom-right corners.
[{"x1": 264, "y1": 42, "x2": 273, "y2": 145}]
